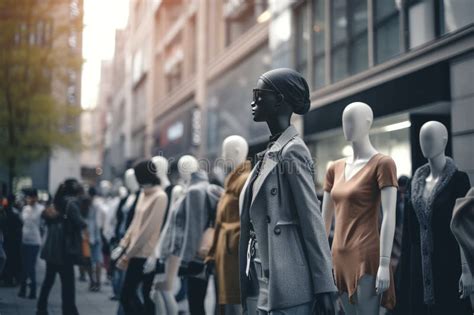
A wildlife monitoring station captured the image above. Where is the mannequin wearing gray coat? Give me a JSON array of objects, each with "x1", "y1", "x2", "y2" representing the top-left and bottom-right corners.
[{"x1": 239, "y1": 126, "x2": 337, "y2": 313}]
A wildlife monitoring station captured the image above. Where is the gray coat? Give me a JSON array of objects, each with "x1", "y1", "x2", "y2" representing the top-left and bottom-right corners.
[
  {"x1": 158, "y1": 171, "x2": 223, "y2": 263},
  {"x1": 239, "y1": 125, "x2": 337, "y2": 312}
]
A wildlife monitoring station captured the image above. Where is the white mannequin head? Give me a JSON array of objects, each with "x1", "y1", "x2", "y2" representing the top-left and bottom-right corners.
[
  {"x1": 342, "y1": 102, "x2": 373, "y2": 141},
  {"x1": 124, "y1": 168, "x2": 139, "y2": 192},
  {"x1": 118, "y1": 186, "x2": 128, "y2": 199},
  {"x1": 152, "y1": 156, "x2": 171, "y2": 187},
  {"x1": 177, "y1": 155, "x2": 199, "y2": 182},
  {"x1": 222, "y1": 135, "x2": 249, "y2": 170},
  {"x1": 99, "y1": 180, "x2": 112, "y2": 197},
  {"x1": 419, "y1": 121, "x2": 448, "y2": 159}
]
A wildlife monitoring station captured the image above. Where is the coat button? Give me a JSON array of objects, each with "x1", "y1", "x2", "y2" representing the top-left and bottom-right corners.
[
  {"x1": 266, "y1": 215, "x2": 271, "y2": 224},
  {"x1": 270, "y1": 188, "x2": 278, "y2": 195},
  {"x1": 274, "y1": 226, "x2": 281, "y2": 235}
]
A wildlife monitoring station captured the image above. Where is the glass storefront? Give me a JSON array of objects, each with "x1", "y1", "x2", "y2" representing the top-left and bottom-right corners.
[{"x1": 307, "y1": 114, "x2": 411, "y2": 191}]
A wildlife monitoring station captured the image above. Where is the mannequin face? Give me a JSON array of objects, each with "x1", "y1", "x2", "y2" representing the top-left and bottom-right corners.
[
  {"x1": 251, "y1": 79, "x2": 283, "y2": 122},
  {"x1": 178, "y1": 155, "x2": 199, "y2": 181},
  {"x1": 222, "y1": 135, "x2": 248, "y2": 169},
  {"x1": 342, "y1": 102, "x2": 373, "y2": 141},
  {"x1": 152, "y1": 156, "x2": 169, "y2": 180},
  {"x1": 99, "y1": 180, "x2": 112, "y2": 196},
  {"x1": 419, "y1": 121, "x2": 448, "y2": 159},
  {"x1": 124, "y1": 169, "x2": 139, "y2": 192}
]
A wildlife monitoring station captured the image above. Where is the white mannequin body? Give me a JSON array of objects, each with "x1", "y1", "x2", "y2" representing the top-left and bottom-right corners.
[
  {"x1": 122, "y1": 168, "x2": 140, "y2": 211},
  {"x1": 419, "y1": 121, "x2": 473, "y2": 298},
  {"x1": 218, "y1": 136, "x2": 248, "y2": 314},
  {"x1": 144, "y1": 155, "x2": 199, "y2": 315},
  {"x1": 322, "y1": 102, "x2": 397, "y2": 315}
]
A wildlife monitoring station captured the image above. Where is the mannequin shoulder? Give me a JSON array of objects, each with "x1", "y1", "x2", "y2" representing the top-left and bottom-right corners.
[
  {"x1": 280, "y1": 136, "x2": 311, "y2": 160},
  {"x1": 376, "y1": 154, "x2": 397, "y2": 169}
]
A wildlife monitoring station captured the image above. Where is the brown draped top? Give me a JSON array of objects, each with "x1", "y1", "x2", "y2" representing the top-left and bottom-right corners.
[{"x1": 324, "y1": 153, "x2": 398, "y2": 310}]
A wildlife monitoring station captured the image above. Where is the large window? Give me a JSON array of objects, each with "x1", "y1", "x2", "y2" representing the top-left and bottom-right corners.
[
  {"x1": 440, "y1": 0, "x2": 474, "y2": 34},
  {"x1": 312, "y1": 0, "x2": 326, "y2": 89},
  {"x1": 331, "y1": 0, "x2": 368, "y2": 82},
  {"x1": 374, "y1": 0, "x2": 401, "y2": 64},
  {"x1": 295, "y1": 2, "x2": 309, "y2": 79}
]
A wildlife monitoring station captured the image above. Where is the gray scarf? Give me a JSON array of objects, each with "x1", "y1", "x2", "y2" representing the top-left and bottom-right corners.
[{"x1": 410, "y1": 157, "x2": 457, "y2": 305}]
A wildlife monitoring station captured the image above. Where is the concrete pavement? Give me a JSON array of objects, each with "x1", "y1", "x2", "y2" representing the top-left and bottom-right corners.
[{"x1": 0, "y1": 260, "x2": 118, "y2": 315}]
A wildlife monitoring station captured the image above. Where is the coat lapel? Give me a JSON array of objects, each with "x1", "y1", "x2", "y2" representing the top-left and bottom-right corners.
[{"x1": 249, "y1": 125, "x2": 299, "y2": 209}]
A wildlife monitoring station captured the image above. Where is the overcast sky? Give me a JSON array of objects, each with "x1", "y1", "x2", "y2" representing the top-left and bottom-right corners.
[{"x1": 81, "y1": 0, "x2": 129, "y2": 109}]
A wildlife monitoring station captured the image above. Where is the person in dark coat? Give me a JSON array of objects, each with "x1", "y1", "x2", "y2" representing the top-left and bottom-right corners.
[
  {"x1": 396, "y1": 158, "x2": 472, "y2": 315},
  {"x1": 37, "y1": 179, "x2": 87, "y2": 315},
  {"x1": 0, "y1": 194, "x2": 23, "y2": 286}
]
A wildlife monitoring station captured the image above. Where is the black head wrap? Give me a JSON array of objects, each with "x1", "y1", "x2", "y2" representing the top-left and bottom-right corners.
[{"x1": 259, "y1": 68, "x2": 311, "y2": 115}]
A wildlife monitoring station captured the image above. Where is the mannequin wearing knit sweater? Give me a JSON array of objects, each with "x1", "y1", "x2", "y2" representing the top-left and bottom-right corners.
[{"x1": 112, "y1": 160, "x2": 168, "y2": 315}]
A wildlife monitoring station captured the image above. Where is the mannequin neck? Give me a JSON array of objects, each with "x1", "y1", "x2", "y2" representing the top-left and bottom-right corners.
[
  {"x1": 427, "y1": 153, "x2": 447, "y2": 179},
  {"x1": 350, "y1": 135, "x2": 378, "y2": 162},
  {"x1": 159, "y1": 175, "x2": 171, "y2": 188},
  {"x1": 266, "y1": 115, "x2": 290, "y2": 136}
]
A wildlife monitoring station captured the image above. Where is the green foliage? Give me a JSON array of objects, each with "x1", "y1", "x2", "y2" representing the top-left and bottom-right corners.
[{"x1": 0, "y1": 0, "x2": 83, "y2": 178}]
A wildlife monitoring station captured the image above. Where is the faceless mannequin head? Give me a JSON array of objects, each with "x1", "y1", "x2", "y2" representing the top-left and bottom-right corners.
[
  {"x1": 222, "y1": 135, "x2": 248, "y2": 169},
  {"x1": 133, "y1": 160, "x2": 160, "y2": 187},
  {"x1": 342, "y1": 102, "x2": 374, "y2": 142},
  {"x1": 177, "y1": 155, "x2": 199, "y2": 181},
  {"x1": 152, "y1": 156, "x2": 169, "y2": 179},
  {"x1": 118, "y1": 186, "x2": 128, "y2": 199},
  {"x1": 99, "y1": 180, "x2": 112, "y2": 197},
  {"x1": 251, "y1": 68, "x2": 310, "y2": 130},
  {"x1": 419, "y1": 121, "x2": 448, "y2": 159},
  {"x1": 124, "y1": 168, "x2": 140, "y2": 192}
]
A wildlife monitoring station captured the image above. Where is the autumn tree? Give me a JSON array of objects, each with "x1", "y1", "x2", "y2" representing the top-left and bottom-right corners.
[{"x1": 0, "y1": 0, "x2": 83, "y2": 193}]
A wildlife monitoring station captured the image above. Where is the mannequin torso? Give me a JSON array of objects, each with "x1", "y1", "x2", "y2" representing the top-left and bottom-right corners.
[{"x1": 322, "y1": 102, "x2": 397, "y2": 314}]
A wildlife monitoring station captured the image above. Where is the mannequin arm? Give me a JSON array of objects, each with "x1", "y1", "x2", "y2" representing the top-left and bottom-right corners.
[
  {"x1": 376, "y1": 186, "x2": 397, "y2": 294},
  {"x1": 459, "y1": 248, "x2": 473, "y2": 298},
  {"x1": 321, "y1": 192, "x2": 335, "y2": 239}
]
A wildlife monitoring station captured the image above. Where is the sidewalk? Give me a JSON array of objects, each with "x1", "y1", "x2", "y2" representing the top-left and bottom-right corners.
[
  {"x1": 0, "y1": 259, "x2": 217, "y2": 315},
  {"x1": 0, "y1": 260, "x2": 117, "y2": 315}
]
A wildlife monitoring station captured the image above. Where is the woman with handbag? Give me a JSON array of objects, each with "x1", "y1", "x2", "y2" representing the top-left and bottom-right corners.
[{"x1": 37, "y1": 179, "x2": 87, "y2": 315}]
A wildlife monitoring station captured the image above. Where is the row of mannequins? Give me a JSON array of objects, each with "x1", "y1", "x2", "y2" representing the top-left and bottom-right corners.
[{"x1": 107, "y1": 68, "x2": 473, "y2": 315}]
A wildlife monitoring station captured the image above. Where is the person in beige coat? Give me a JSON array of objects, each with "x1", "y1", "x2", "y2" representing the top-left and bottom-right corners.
[{"x1": 112, "y1": 160, "x2": 168, "y2": 315}]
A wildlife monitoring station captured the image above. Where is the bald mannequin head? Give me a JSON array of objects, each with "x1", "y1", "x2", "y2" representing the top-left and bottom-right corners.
[
  {"x1": 222, "y1": 135, "x2": 248, "y2": 169},
  {"x1": 178, "y1": 155, "x2": 199, "y2": 181},
  {"x1": 124, "y1": 168, "x2": 139, "y2": 192},
  {"x1": 419, "y1": 121, "x2": 448, "y2": 159},
  {"x1": 342, "y1": 102, "x2": 374, "y2": 142}
]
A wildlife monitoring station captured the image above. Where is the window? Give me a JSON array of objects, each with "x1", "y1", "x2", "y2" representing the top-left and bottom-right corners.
[
  {"x1": 440, "y1": 0, "x2": 474, "y2": 34},
  {"x1": 312, "y1": 0, "x2": 326, "y2": 89},
  {"x1": 407, "y1": 0, "x2": 435, "y2": 48},
  {"x1": 331, "y1": 0, "x2": 368, "y2": 82},
  {"x1": 374, "y1": 0, "x2": 401, "y2": 64},
  {"x1": 295, "y1": 2, "x2": 309, "y2": 78}
]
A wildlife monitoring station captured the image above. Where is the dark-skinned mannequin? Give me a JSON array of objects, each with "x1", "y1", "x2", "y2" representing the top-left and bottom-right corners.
[{"x1": 239, "y1": 68, "x2": 338, "y2": 315}]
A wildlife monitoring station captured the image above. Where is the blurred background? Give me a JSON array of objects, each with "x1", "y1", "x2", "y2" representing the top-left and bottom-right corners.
[{"x1": 1, "y1": 0, "x2": 474, "y2": 197}]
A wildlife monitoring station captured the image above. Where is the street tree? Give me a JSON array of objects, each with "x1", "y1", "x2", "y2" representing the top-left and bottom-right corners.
[{"x1": 0, "y1": 0, "x2": 83, "y2": 193}]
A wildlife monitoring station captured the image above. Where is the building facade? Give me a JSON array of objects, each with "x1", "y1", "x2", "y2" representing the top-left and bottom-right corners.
[{"x1": 272, "y1": 0, "x2": 474, "y2": 189}]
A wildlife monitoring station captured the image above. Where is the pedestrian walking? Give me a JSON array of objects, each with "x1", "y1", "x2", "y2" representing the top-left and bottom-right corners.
[
  {"x1": 37, "y1": 179, "x2": 87, "y2": 315},
  {"x1": 18, "y1": 188, "x2": 44, "y2": 299}
]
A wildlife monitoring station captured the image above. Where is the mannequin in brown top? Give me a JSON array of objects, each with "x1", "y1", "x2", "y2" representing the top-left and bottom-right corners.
[
  {"x1": 206, "y1": 135, "x2": 251, "y2": 315},
  {"x1": 322, "y1": 102, "x2": 398, "y2": 315}
]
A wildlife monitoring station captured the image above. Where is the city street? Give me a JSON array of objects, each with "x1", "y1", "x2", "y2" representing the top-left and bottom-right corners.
[{"x1": 0, "y1": 260, "x2": 116, "y2": 315}]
